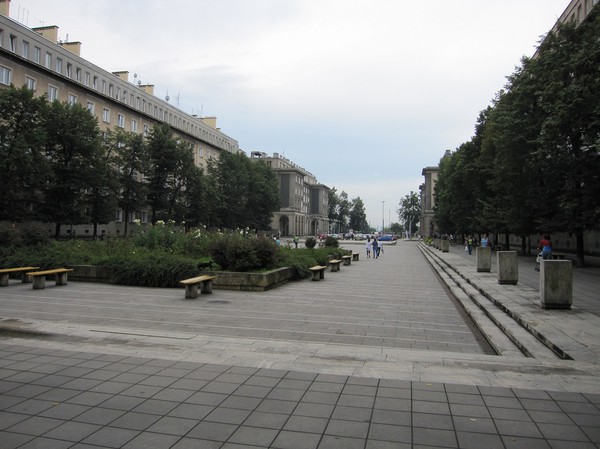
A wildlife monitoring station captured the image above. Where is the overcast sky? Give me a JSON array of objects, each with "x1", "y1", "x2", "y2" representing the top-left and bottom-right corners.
[{"x1": 12, "y1": 0, "x2": 569, "y2": 229}]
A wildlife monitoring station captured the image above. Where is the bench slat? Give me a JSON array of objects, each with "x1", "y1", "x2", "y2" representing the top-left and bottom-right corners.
[
  {"x1": 180, "y1": 275, "x2": 217, "y2": 285},
  {"x1": 26, "y1": 268, "x2": 73, "y2": 276},
  {"x1": 0, "y1": 267, "x2": 40, "y2": 274}
]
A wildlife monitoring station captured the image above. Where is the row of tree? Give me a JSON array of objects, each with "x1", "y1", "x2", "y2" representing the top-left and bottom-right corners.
[
  {"x1": 433, "y1": 9, "x2": 600, "y2": 265},
  {"x1": 0, "y1": 85, "x2": 280, "y2": 236},
  {"x1": 327, "y1": 188, "x2": 369, "y2": 233}
]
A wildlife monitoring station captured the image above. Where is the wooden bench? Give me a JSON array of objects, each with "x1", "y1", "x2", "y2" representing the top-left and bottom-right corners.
[
  {"x1": 329, "y1": 259, "x2": 342, "y2": 272},
  {"x1": 352, "y1": 253, "x2": 360, "y2": 262},
  {"x1": 0, "y1": 267, "x2": 40, "y2": 287},
  {"x1": 342, "y1": 255, "x2": 352, "y2": 266},
  {"x1": 309, "y1": 265, "x2": 326, "y2": 281},
  {"x1": 180, "y1": 275, "x2": 217, "y2": 299},
  {"x1": 26, "y1": 268, "x2": 73, "y2": 289},
  {"x1": 552, "y1": 252, "x2": 567, "y2": 260}
]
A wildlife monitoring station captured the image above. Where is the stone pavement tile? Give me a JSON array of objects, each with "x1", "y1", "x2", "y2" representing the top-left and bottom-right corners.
[
  {"x1": 456, "y1": 431, "x2": 505, "y2": 449},
  {"x1": 122, "y1": 431, "x2": 181, "y2": 449},
  {"x1": 255, "y1": 398, "x2": 297, "y2": 415},
  {"x1": 185, "y1": 391, "x2": 227, "y2": 406},
  {"x1": 271, "y1": 430, "x2": 322, "y2": 449},
  {"x1": 301, "y1": 391, "x2": 339, "y2": 405},
  {"x1": 412, "y1": 399, "x2": 450, "y2": 415},
  {"x1": 309, "y1": 381, "x2": 344, "y2": 394},
  {"x1": 16, "y1": 436, "x2": 74, "y2": 449},
  {"x1": 109, "y1": 410, "x2": 162, "y2": 430},
  {"x1": 0, "y1": 395, "x2": 25, "y2": 411},
  {"x1": 581, "y1": 426, "x2": 600, "y2": 443},
  {"x1": 91, "y1": 380, "x2": 131, "y2": 394},
  {"x1": 243, "y1": 375, "x2": 280, "y2": 388},
  {"x1": 97, "y1": 394, "x2": 146, "y2": 411},
  {"x1": 186, "y1": 420, "x2": 238, "y2": 441},
  {"x1": 337, "y1": 394, "x2": 374, "y2": 408},
  {"x1": 500, "y1": 435, "x2": 552, "y2": 449},
  {"x1": 168, "y1": 402, "x2": 214, "y2": 420},
  {"x1": 0, "y1": 431, "x2": 35, "y2": 449},
  {"x1": 43, "y1": 421, "x2": 102, "y2": 441},
  {"x1": 38, "y1": 402, "x2": 90, "y2": 420},
  {"x1": 167, "y1": 378, "x2": 208, "y2": 391},
  {"x1": 376, "y1": 386, "x2": 411, "y2": 399},
  {"x1": 449, "y1": 403, "x2": 491, "y2": 418},
  {"x1": 131, "y1": 398, "x2": 179, "y2": 415},
  {"x1": 6, "y1": 415, "x2": 65, "y2": 436},
  {"x1": 5, "y1": 398, "x2": 56, "y2": 415},
  {"x1": 494, "y1": 419, "x2": 544, "y2": 438},
  {"x1": 547, "y1": 441, "x2": 598, "y2": 449},
  {"x1": 119, "y1": 384, "x2": 164, "y2": 399},
  {"x1": 519, "y1": 398, "x2": 564, "y2": 413},
  {"x1": 488, "y1": 406, "x2": 532, "y2": 421},
  {"x1": 81, "y1": 426, "x2": 140, "y2": 448},
  {"x1": 5, "y1": 384, "x2": 51, "y2": 398},
  {"x1": 245, "y1": 410, "x2": 289, "y2": 429},
  {"x1": 557, "y1": 401, "x2": 600, "y2": 415},
  {"x1": 319, "y1": 434, "x2": 365, "y2": 449},
  {"x1": 59, "y1": 377, "x2": 102, "y2": 391},
  {"x1": 370, "y1": 409, "x2": 411, "y2": 426},
  {"x1": 170, "y1": 437, "x2": 222, "y2": 449},
  {"x1": 483, "y1": 395, "x2": 523, "y2": 409},
  {"x1": 292, "y1": 402, "x2": 334, "y2": 419},
  {"x1": 538, "y1": 422, "x2": 591, "y2": 441},
  {"x1": 227, "y1": 425, "x2": 279, "y2": 447},
  {"x1": 367, "y1": 423, "x2": 411, "y2": 444},
  {"x1": 35, "y1": 387, "x2": 82, "y2": 402},
  {"x1": 326, "y1": 419, "x2": 369, "y2": 439},
  {"x1": 80, "y1": 369, "x2": 121, "y2": 381},
  {"x1": 138, "y1": 375, "x2": 178, "y2": 387},
  {"x1": 66, "y1": 390, "x2": 113, "y2": 406},
  {"x1": 268, "y1": 387, "x2": 306, "y2": 402},
  {"x1": 201, "y1": 381, "x2": 240, "y2": 395},
  {"x1": 413, "y1": 411, "x2": 454, "y2": 430},
  {"x1": 151, "y1": 387, "x2": 195, "y2": 402},
  {"x1": 204, "y1": 406, "x2": 252, "y2": 425},
  {"x1": 413, "y1": 427, "x2": 458, "y2": 447},
  {"x1": 330, "y1": 405, "x2": 371, "y2": 422},
  {"x1": 365, "y1": 440, "x2": 411, "y2": 449},
  {"x1": 219, "y1": 394, "x2": 262, "y2": 411},
  {"x1": 71, "y1": 406, "x2": 124, "y2": 425},
  {"x1": 146, "y1": 415, "x2": 198, "y2": 436}
]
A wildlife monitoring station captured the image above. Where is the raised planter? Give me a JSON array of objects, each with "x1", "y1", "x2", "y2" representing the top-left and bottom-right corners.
[{"x1": 68, "y1": 265, "x2": 294, "y2": 291}]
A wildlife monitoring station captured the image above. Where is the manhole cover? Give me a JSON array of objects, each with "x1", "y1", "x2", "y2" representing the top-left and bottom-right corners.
[{"x1": 207, "y1": 300, "x2": 230, "y2": 305}]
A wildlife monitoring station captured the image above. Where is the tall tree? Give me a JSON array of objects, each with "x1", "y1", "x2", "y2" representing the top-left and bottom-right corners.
[
  {"x1": 109, "y1": 129, "x2": 149, "y2": 235},
  {"x1": 349, "y1": 197, "x2": 368, "y2": 232},
  {"x1": 0, "y1": 85, "x2": 50, "y2": 221},
  {"x1": 398, "y1": 191, "x2": 421, "y2": 237},
  {"x1": 41, "y1": 101, "x2": 102, "y2": 237}
]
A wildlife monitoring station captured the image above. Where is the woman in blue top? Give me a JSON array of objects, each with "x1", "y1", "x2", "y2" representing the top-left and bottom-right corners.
[{"x1": 537, "y1": 235, "x2": 552, "y2": 260}]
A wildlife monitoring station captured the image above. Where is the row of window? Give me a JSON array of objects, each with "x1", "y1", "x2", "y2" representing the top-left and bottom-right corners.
[{"x1": 0, "y1": 24, "x2": 237, "y2": 153}]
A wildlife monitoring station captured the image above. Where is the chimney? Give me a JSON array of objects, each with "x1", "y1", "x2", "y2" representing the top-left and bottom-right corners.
[
  {"x1": 139, "y1": 84, "x2": 154, "y2": 95},
  {"x1": 60, "y1": 41, "x2": 82, "y2": 56},
  {"x1": 113, "y1": 71, "x2": 129, "y2": 82},
  {"x1": 33, "y1": 25, "x2": 59, "y2": 43},
  {"x1": 0, "y1": 0, "x2": 10, "y2": 17},
  {"x1": 201, "y1": 116, "x2": 217, "y2": 129}
]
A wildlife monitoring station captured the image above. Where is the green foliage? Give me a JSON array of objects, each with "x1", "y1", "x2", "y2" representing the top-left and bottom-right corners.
[
  {"x1": 98, "y1": 253, "x2": 198, "y2": 287},
  {"x1": 304, "y1": 237, "x2": 317, "y2": 248},
  {"x1": 324, "y1": 236, "x2": 339, "y2": 248},
  {"x1": 0, "y1": 222, "x2": 49, "y2": 251},
  {"x1": 208, "y1": 234, "x2": 279, "y2": 272}
]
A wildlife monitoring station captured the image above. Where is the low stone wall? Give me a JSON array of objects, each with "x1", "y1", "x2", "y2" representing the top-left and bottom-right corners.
[{"x1": 68, "y1": 265, "x2": 294, "y2": 291}]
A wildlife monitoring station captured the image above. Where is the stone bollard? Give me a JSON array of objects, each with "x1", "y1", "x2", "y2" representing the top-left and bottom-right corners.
[
  {"x1": 441, "y1": 239, "x2": 449, "y2": 253},
  {"x1": 540, "y1": 260, "x2": 573, "y2": 309},
  {"x1": 497, "y1": 251, "x2": 518, "y2": 284},
  {"x1": 476, "y1": 246, "x2": 491, "y2": 272}
]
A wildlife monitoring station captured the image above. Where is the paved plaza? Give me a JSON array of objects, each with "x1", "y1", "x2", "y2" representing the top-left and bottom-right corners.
[{"x1": 0, "y1": 242, "x2": 599, "y2": 448}]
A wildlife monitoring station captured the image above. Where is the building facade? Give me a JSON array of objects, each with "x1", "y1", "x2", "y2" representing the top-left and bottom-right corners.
[
  {"x1": 0, "y1": 0, "x2": 239, "y2": 235},
  {"x1": 250, "y1": 152, "x2": 329, "y2": 237},
  {"x1": 419, "y1": 166, "x2": 439, "y2": 238}
]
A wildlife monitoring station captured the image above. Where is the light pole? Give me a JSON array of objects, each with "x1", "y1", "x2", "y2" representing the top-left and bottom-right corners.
[{"x1": 381, "y1": 200, "x2": 385, "y2": 233}]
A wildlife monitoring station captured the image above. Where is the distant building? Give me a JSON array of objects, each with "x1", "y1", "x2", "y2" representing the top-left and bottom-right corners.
[
  {"x1": 0, "y1": 0, "x2": 240, "y2": 235},
  {"x1": 419, "y1": 166, "x2": 439, "y2": 238},
  {"x1": 250, "y1": 152, "x2": 329, "y2": 236}
]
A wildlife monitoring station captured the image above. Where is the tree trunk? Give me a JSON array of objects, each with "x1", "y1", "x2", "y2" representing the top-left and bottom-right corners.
[
  {"x1": 55, "y1": 222, "x2": 61, "y2": 238},
  {"x1": 520, "y1": 235, "x2": 527, "y2": 255}
]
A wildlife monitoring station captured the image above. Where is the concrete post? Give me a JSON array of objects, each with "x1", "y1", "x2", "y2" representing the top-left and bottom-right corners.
[
  {"x1": 476, "y1": 246, "x2": 492, "y2": 272},
  {"x1": 441, "y1": 239, "x2": 449, "y2": 253},
  {"x1": 497, "y1": 251, "x2": 518, "y2": 284},
  {"x1": 540, "y1": 260, "x2": 573, "y2": 309}
]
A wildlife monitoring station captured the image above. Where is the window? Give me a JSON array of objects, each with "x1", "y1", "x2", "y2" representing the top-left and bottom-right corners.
[
  {"x1": 109, "y1": 84, "x2": 114, "y2": 97},
  {"x1": 85, "y1": 72, "x2": 90, "y2": 86},
  {"x1": 198, "y1": 147, "x2": 204, "y2": 158},
  {"x1": 102, "y1": 108, "x2": 110, "y2": 123},
  {"x1": 9, "y1": 34, "x2": 16, "y2": 52},
  {"x1": 21, "y1": 41, "x2": 29, "y2": 59},
  {"x1": 33, "y1": 47, "x2": 41, "y2": 63},
  {"x1": 25, "y1": 76, "x2": 36, "y2": 90},
  {"x1": 131, "y1": 119, "x2": 138, "y2": 132},
  {"x1": 102, "y1": 80, "x2": 106, "y2": 94},
  {"x1": 67, "y1": 93, "x2": 77, "y2": 105},
  {"x1": 86, "y1": 101, "x2": 95, "y2": 114},
  {"x1": 75, "y1": 67, "x2": 81, "y2": 82},
  {"x1": 66, "y1": 63, "x2": 72, "y2": 78},
  {"x1": 45, "y1": 52, "x2": 52, "y2": 68},
  {"x1": 48, "y1": 85, "x2": 58, "y2": 101},
  {"x1": 93, "y1": 76, "x2": 98, "y2": 90},
  {"x1": 116, "y1": 87, "x2": 120, "y2": 100},
  {"x1": 55, "y1": 57, "x2": 62, "y2": 74},
  {"x1": 115, "y1": 210, "x2": 123, "y2": 222},
  {"x1": 0, "y1": 29, "x2": 3, "y2": 48},
  {"x1": 117, "y1": 114, "x2": 125, "y2": 128},
  {"x1": 143, "y1": 125, "x2": 149, "y2": 136},
  {"x1": 0, "y1": 65, "x2": 11, "y2": 85}
]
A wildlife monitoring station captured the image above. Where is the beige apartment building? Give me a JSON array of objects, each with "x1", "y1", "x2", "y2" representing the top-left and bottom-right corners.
[
  {"x1": 251, "y1": 152, "x2": 329, "y2": 237},
  {"x1": 0, "y1": 0, "x2": 239, "y2": 235}
]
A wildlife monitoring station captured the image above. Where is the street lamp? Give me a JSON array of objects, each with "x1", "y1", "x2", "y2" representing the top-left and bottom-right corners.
[{"x1": 382, "y1": 200, "x2": 385, "y2": 233}]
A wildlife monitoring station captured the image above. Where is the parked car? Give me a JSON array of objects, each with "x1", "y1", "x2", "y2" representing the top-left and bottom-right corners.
[{"x1": 377, "y1": 234, "x2": 397, "y2": 241}]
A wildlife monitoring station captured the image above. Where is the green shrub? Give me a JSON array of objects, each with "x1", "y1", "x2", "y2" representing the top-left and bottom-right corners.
[
  {"x1": 324, "y1": 236, "x2": 339, "y2": 248},
  {"x1": 304, "y1": 237, "x2": 317, "y2": 248},
  {"x1": 208, "y1": 234, "x2": 279, "y2": 272}
]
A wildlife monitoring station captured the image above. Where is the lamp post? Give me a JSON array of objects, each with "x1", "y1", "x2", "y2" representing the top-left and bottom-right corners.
[{"x1": 382, "y1": 200, "x2": 385, "y2": 233}]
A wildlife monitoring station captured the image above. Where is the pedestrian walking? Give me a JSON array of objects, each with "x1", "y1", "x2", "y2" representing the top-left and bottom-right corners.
[
  {"x1": 366, "y1": 238, "x2": 372, "y2": 258},
  {"x1": 466, "y1": 235, "x2": 474, "y2": 255},
  {"x1": 537, "y1": 234, "x2": 553, "y2": 260},
  {"x1": 293, "y1": 235, "x2": 299, "y2": 249},
  {"x1": 372, "y1": 238, "x2": 379, "y2": 259}
]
